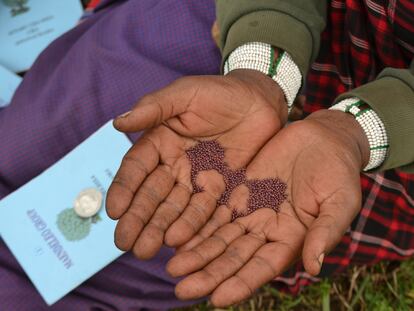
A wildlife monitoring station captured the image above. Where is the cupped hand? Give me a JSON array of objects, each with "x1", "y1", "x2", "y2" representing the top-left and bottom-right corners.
[
  {"x1": 106, "y1": 69, "x2": 287, "y2": 259},
  {"x1": 167, "y1": 109, "x2": 370, "y2": 307}
]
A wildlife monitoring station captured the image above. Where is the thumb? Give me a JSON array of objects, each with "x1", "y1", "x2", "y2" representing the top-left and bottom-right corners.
[
  {"x1": 113, "y1": 78, "x2": 195, "y2": 132},
  {"x1": 301, "y1": 198, "x2": 360, "y2": 276}
]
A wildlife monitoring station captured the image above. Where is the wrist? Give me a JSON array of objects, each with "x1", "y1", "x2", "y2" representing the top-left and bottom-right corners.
[
  {"x1": 227, "y1": 69, "x2": 288, "y2": 124},
  {"x1": 224, "y1": 42, "x2": 302, "y2": 114},
  {"x1": 306, "y1": 109, "x2": 370, "y2": 170}
]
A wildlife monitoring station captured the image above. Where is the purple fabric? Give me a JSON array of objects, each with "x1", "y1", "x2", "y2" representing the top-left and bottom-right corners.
[{"x1": 0, "y1": 0, "x2": 220, "y2": 310}]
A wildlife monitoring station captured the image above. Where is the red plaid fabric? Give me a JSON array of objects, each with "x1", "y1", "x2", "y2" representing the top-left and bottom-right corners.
[{"x1": 277, "y1": 0, "x2": 414, "y2": 293}]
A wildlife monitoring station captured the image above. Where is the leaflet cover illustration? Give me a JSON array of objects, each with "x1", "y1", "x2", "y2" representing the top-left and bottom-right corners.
[{"x1": 0, "y1": 121, "x2": 131, "y2": 305}]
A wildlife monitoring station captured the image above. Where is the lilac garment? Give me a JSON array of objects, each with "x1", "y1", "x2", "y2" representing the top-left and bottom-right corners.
[{"x1": 0, "y1": 0, "x2": 220, "y2": 310}]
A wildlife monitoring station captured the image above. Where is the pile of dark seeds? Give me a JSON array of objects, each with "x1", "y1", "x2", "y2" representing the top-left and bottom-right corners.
[{"x1": 186, "y1": 140, "x2": 287, "y2": 221}]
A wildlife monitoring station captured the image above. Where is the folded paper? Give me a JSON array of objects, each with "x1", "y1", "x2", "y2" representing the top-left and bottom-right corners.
[
  {"x1": 0, "y1": 121, "x2": 131, "y2": 305},
  {"x1": 0, "y1": 64, "x2": 21, "y2": 107},
  {"x1": 0, "y1": 0, "x2": 83, "y2": 72}
]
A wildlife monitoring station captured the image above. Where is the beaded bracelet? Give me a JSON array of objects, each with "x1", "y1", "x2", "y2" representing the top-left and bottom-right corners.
[
  {"x1": 330, "y1": 98, "x2": 389, "y2": 171},
  {"x1": 224, "y1": 42, "x2": 302, "y2": 113}
]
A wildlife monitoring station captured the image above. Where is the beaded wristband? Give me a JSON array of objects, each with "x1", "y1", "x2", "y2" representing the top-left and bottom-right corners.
[
  {"x1": 330, "y1": 98, "x2": 389, "y2": 171},
  {"x1": 224, "y1": 42, "x2": 302, "y2": 113}
]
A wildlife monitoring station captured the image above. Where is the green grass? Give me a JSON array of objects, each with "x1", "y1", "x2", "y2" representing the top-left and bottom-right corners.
[{"x1": 175, "y1": 259, "x2": 414, "y2": 311}]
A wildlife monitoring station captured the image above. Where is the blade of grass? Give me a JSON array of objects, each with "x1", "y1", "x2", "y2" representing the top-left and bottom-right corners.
[
  {"x1": 348, "y1": 275, "x2": 370, "y2": 310},
  {"x1": 321, "y1": 281, "x2": 331, "y2": 311},
  {"x1": 333, "y1": 282, "x2": 352, "y2": 310}
]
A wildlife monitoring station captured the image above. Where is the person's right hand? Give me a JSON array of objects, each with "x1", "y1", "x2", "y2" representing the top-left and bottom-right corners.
[
  {"x1": 106, "y1": 69, "x2": 288, "y2": 259},
  {"x1": 166, "y1": 110, "x2": 368, "y2": 307}
]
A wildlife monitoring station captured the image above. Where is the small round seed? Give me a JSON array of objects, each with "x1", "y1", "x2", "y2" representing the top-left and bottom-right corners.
[{"x1": 185, "y1": 140, "x2": 287, "y2": 221}]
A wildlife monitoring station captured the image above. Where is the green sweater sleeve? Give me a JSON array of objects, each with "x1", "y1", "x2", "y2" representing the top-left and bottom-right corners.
[
  {"x1": 335, "y1": 60, "x2": 414, "y2": 173},
  {"x1": 216, "y1": 1, "x2": 413, "y2": 172},
  {"x1": 215, "y1": 0, "x2": 327, "y2": 77}
]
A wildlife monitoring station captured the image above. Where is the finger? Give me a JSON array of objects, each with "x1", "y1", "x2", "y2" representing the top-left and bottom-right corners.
[
  {"x1": 106, "y1": 137, "x2": 159, "y2": 220},
  {"x1": 177, "y1": 205, "x2": 232, "y2": 252},
  {"x1": 165, "y1": 170, "x2": 225, "y2": 247},
  {"x1": 132, "y1": 183, "x2": 191, "y2": 260},
  {"x1": 167, "y1": 221, "x2": 246, "y2": 277},
  {"x1": 164, "y1": 192, "x2": 217, "y2": 247},
  {"x1": 211, "y1": 241, "x2": 301, "y2": 307},
  {"x1": 302, "y1": 198, "x2": 360, "y2": 276},
  {"x1": 174, "y1": 233, "x2": 265, "y2": 300},
  {"x1": 114, "y1": 165, "x2": 175, "y2": 251},
  {"x1": 113, "y1": 78, "x2": 194, "y2": 132},
  {"x1": 177, "y1": 176, "x2": 247, "y2": 254}
]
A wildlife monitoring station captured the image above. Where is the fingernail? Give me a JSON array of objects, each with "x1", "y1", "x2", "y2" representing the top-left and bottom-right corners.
[
  {"x1": 318, "y1": 253, "x2": 325, "y2": 266},
  {"x1": 117, "y1": 110, "x2": 131, "y2": 119}
]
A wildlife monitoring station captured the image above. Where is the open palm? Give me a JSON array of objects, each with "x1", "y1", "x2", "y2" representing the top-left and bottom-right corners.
[
  {"x1": 106, "y1": 70, "x2": 287, "y2": 259},
  {"x1": 167, "y1": 110, "x2": 368, "y2": 307}
]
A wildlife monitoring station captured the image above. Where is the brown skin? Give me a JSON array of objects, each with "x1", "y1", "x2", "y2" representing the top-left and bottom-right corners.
[
  {"x1": 167, "y1": 110, "x2": 370, "y2": 307},
  {"x1": 106, "y1": 69, "x2": 287, "y2": 260},
  {"x1": 106, "y1": 68, "x2": 370, "y2": 306}
]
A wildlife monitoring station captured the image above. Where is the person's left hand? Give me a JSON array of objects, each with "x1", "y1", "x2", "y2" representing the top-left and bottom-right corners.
[{"x1": 166, "y1": 109, "x2": 370, "y2": 307}]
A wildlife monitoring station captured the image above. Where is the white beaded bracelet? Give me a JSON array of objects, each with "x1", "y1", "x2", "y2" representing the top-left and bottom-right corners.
[
  {"x1": 224, "y1": 42, "x2": 302, "y2": 112},
  {"x1": 330, "y1": 98, "x2": 389, "y2": 171}
]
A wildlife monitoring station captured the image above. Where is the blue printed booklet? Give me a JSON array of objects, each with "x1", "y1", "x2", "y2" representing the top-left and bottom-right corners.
[
  {"x1": 0, "y1": 64, "x2": 22, "y2": 107},
  {"x1": 0, "y1": 0, "x2": 83, "y2": 72},
  {"x1": 0, "y1": 121, "x2": 131, "y2": 305}
]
